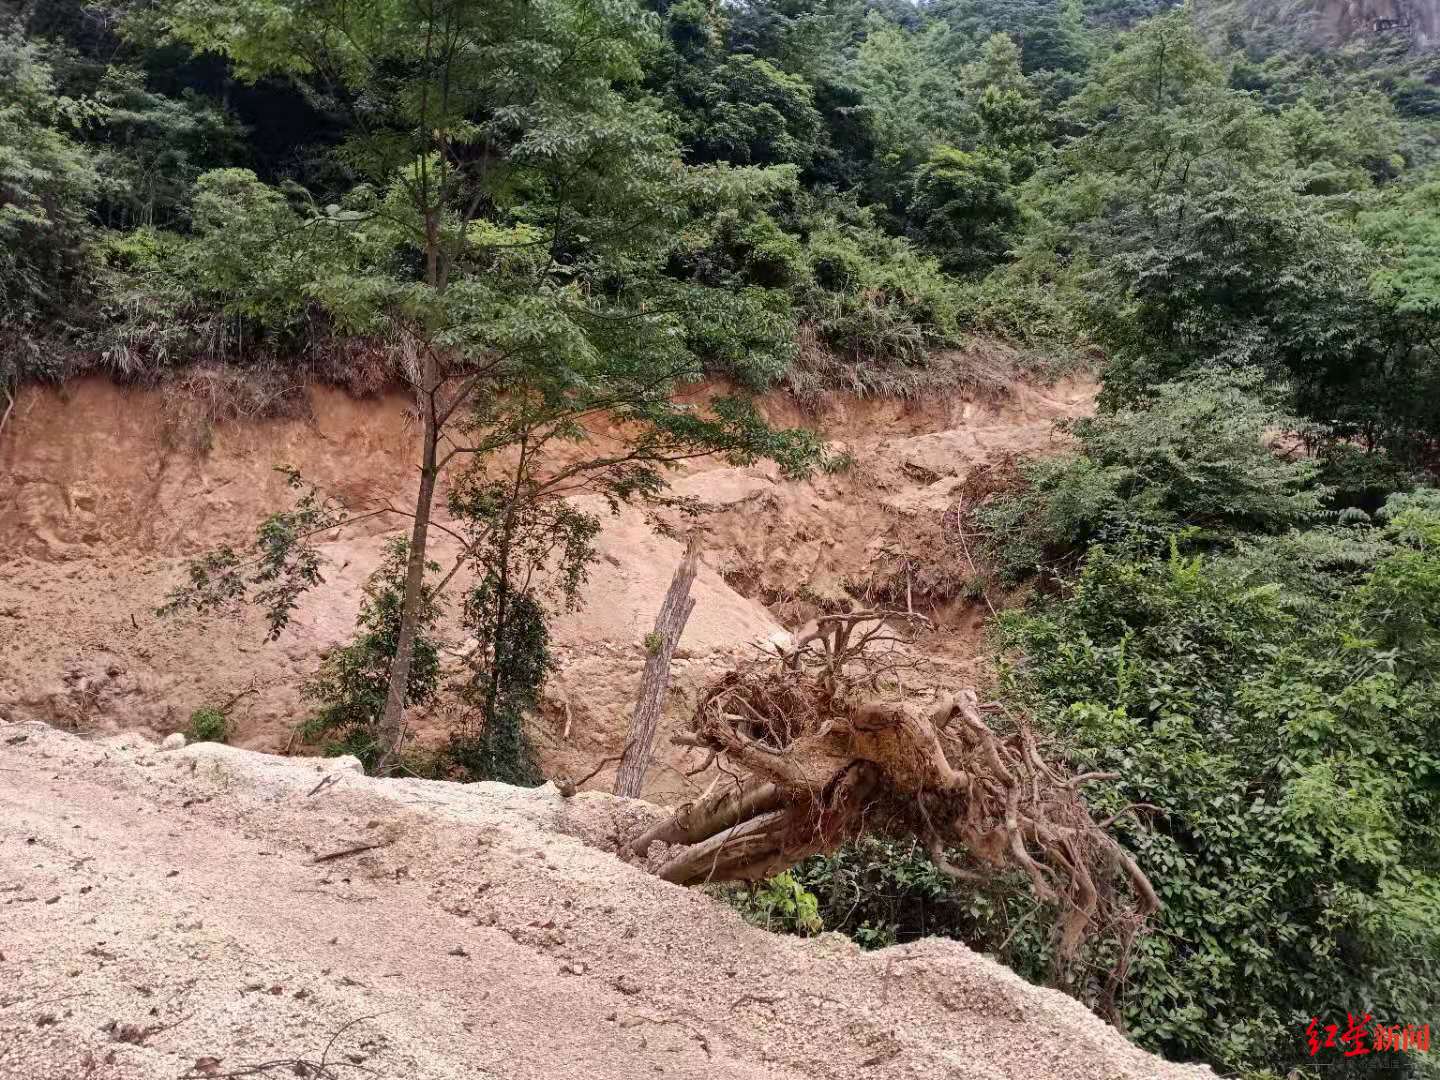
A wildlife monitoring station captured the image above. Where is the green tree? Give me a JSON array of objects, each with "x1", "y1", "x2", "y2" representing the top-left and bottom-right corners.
[
  {"x1": 1282, "y1": 91, "x2": 1403, "y2": 196},
  {"x1": 87, "y1": 66, "x2": 248, "y2": 230},
  {"x1": 849, "y1": 13, "x2": 975, "y2": 176},
  {"x1": 978, "y1": 371, "x2": 1326, "y2": 578},
  {"x1": 0, "y1": 29, "x2": 99, "y2": 326},
  {"x1": 1024, "y1": 9, "x2": 1440, "y2": 463},
  {"x1": 906, "y1": 146, "x2": 1021, "y2": 273},
  {"x1": 677, "y1": 54, "x2": 826, "y2": 168},
  {"x1": 300, "y1": 538, "x2": 444, "y2": 765},
  {"x1": 152, "y1": 0, "x2": 820, "y2": 771},
  {"x1": 1352, "y1": 178, "x2": 1440, "y2": 458},
  {"x1": 966, "y1": 33, "x2": 1048, "y2": 175}
]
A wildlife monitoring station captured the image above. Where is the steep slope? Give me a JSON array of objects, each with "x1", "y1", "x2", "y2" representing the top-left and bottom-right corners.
[
  {"x1": 0, "y1": 718, "x2": 1214, "y2": 1080},
  {"x1": 0, "y1": 375, "x2": 1094, "y2": 798}
]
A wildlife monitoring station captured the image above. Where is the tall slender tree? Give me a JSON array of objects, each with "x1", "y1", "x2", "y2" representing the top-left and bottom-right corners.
[{"x1": 153, "y1": 0, "x2": 820, "y2": 770}]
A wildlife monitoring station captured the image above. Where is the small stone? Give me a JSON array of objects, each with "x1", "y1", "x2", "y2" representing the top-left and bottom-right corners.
[{"x1": 160, "y1": 733, "x2": 185, "y2": 751}]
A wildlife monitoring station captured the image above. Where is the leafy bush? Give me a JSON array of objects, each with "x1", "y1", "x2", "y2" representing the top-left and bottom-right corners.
[
  {"x1": 299, "y1": 538, "x2": 442, "y2": 768},
  {"x1": 787, "y1": 837, "x2": 1054, "y2": 969},
  {"x1": 668, "y1": 180, "x2": 986, "y2": 393},
  {"x1": 954, "y1": 253, "x2": 1091, "y2": 369},
  {"x1": 978, "y1": 372, "x2": 1325, "y2": 580},
  {"x1": 775, "y1": 197, "x2": 976, "y2": 392},
  {"x1": 96, "y1": 168, "x2": 391, "y2": 377},
  {"x1": 724, "y1": 871, "x2": 824, "y2": 935},
  {"x1": 185, "y1": 705, "x2": 228, "y2": 743}
]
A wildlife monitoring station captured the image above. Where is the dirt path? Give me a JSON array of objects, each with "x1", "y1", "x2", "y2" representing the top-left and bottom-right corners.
[{"x1": 0, "y1": 719, "x2": 1211, "y2": 1080}]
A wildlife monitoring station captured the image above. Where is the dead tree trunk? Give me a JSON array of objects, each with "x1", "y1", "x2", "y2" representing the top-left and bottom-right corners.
[{"x1": 614, "y1": 536, "x2": 701, "y2": 799}]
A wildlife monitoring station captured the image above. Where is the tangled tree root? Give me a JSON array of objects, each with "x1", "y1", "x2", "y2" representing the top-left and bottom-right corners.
[{"x1": 627, "y1": 611, "x2": 1159, "y2": 974}]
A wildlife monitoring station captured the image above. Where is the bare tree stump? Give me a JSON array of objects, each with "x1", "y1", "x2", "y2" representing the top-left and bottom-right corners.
[{"x1": 614, "y1": 536, "x2": 700, "y2": 799}]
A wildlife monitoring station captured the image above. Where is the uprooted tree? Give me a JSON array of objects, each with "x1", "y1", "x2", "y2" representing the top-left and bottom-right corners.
[{"x1": 626, "y1": 611, "x2": 1159, "y2": 984}]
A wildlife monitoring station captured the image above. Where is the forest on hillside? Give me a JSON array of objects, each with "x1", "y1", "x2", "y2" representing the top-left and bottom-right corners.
[{"x1": 4, "y1": 0, "x2": 1440, "y2": 1076}]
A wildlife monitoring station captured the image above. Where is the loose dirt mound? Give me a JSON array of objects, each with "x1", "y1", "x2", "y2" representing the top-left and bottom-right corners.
[{"x1": 0, "y1": 719, "x2": 1212, "y2": 1080}]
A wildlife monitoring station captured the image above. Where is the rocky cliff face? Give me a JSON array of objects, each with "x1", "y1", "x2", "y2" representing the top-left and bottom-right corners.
[
  {"x1": 1311, "y1": 0, "x2": 1440, "y2": 47},
  {"x1": 1210, "y1": 0, "x2": 1440, "y2": 49}
]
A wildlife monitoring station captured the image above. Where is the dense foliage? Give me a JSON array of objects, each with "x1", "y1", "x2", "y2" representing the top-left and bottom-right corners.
[
  {"x1": 10, "y1": 0, "x2": 1440, "y2": 424},
  {"x1": 780, "y1": 414, "x2": 1440, "y2": 1077},
  {"x1": 997, "y1": 512, "x2": 1440, "y2": 1072}
]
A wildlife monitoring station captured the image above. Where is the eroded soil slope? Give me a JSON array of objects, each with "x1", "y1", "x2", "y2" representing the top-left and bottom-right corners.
[
  {"x1": 0, "y1": 718, "x2": 1212, "y2": 1080},
  {"x1": 0, "y1": 376, "x2": 1093, "y2": 797}
]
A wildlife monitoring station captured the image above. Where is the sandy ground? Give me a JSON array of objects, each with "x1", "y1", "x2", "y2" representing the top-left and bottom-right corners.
[{"x1": 0, "y1": 719, "x2": 1213, "y2": 1080}]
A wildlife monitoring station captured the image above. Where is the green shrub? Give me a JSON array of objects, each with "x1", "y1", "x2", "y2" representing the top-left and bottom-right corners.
[
  {"x1": 796, "y1": 209, "x2": 967, "y2": 368},
  {"x1": 299, "y1": 537, "x2": 442, "y2": 769},
  {"x1": 727, "y1": 837, "x2": 1058, "y2": 982},
  {"x1": 797, "y1": 838, "x2": 1045, "y2": 963},
  {"x1": 978, "y1": 372, "x2": 1325, "y2": 581},
  {"x1": 185, "y1": 706, "x2": 228, "y2": 743},
  {"x1": 724, "y1": 871, "x2": 824, "y2": 936}
]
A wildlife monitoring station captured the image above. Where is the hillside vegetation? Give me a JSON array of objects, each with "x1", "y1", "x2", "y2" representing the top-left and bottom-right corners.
[{"x1": 3, "y1": 0, "x2": 1440, "y2": 1077}]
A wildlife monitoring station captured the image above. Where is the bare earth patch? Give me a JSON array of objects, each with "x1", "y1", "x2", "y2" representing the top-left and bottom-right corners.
[{"x1": 0, "y1": 375, "x2": 1094, "y2": 801}]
